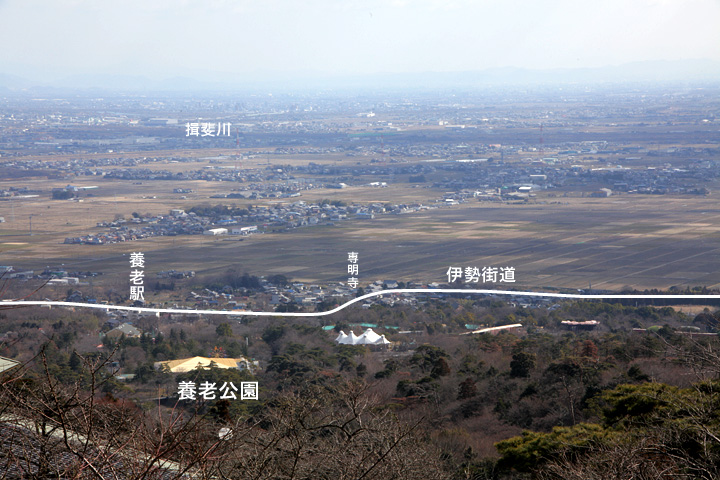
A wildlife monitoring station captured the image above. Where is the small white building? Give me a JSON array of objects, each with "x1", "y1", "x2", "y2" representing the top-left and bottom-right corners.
[
  {"x1": 230, "y1": 225, "x2": 258, "y2": 235},
  {"x1": 203, "y1": 228, "x2": 228, "y2": 235},
  {"x1": 47, "y1": 277, "x2": 80, "y2": 285}
]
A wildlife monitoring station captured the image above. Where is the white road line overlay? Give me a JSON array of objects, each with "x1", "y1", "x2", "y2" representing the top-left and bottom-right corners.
[{"x1": 3, "y1": 289, "x2": 720, "y2": 318}]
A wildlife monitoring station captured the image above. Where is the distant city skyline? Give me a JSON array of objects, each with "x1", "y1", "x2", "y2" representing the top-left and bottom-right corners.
[{"x1": 2, "y1": 0, "x2": 720, "y2": 87}]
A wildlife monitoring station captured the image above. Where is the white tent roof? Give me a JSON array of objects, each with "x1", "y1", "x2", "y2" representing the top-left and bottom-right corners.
[
  {"x1": 335, "y1": 328, "x2": 391, "y2": 345},
  {"x1": 339, "y1": 331, "x2": 360, "y2": 345},
  {"x1": 0, "y1": 355, "x2": 20, "y2": 374},
  {"x1": 358, "y1": 328, "x2": 381, "y2": 344}
]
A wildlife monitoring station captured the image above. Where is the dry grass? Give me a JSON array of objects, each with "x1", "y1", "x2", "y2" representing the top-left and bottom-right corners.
[{"x1": 3, "y1": 154, "x2": 720, "y2": 293}]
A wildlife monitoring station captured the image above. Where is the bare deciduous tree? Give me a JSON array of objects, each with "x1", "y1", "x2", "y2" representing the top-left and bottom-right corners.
[{"x1": 1, "y1": 349, "x2": 450, "y2": 479}]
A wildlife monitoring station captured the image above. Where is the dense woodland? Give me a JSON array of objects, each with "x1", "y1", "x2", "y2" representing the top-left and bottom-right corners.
[{"x1": 1, "y1": 298, "x2": 720, "y2": 479}]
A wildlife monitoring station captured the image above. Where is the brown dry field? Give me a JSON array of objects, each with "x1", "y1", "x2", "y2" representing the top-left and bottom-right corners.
[{"x1": 2, "y1": 170, "x2": 720, "y2": 294}]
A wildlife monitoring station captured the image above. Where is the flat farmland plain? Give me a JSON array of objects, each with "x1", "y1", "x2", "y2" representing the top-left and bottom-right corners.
[{"x1": 4, "y1": 186, "x2": 720, "y2": 293}]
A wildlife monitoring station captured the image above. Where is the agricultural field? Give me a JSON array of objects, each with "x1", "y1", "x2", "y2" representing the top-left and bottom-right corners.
[{"x1": 3, "y1": 177, "x2": 720, "y2": 292}]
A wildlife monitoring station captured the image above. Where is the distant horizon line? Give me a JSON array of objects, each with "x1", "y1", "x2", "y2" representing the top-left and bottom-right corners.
[{"x1": 2, "y1": 58, "x2": 720, "y2": 93}]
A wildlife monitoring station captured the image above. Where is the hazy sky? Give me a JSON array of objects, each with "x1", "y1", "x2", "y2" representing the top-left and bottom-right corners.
[{"x1": 2, "y1": 0, "x2": 719, "y2": 80}]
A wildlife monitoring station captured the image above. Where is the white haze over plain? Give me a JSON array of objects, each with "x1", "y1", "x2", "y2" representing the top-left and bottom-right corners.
[{"x1": 1, "y1": 0, "x2": 719, "y2": 82}]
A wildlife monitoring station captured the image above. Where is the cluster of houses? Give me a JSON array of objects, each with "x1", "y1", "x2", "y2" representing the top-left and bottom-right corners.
[
  {"x1": 8, "y1": 257, "x2": 561, "y2": 313},
  {"x1": 154, "y1": 271, "x2": 565, "y2": 313},
  {"x1": 0, "y1": 186, "x2": 41, "y2": 198},
  {"x1": 156, "y1": 269, "x2": 195, "y2": 279},
  {"x1": 64, "y1": 209, "x2": 223, "y2": 244},
  {"x1": 173, "y1": 278, "x2": 425, "y2": 311},
  {"x1": 104, "y1": 163, "x2": 294, "y2": 186},
  {"x1": 184, "y1": 289, "x2": 248, "y2": 309},
  {"x1": 427, "y1": 154, "x2": 717, "y2": 198},
  {"x1": 62, "y1": 198, "x2": 445, "y2": 245}
]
